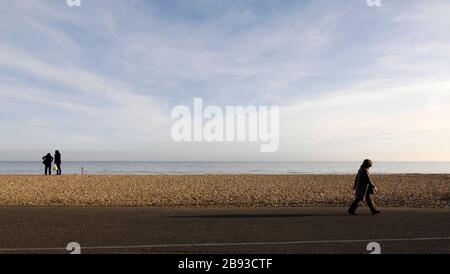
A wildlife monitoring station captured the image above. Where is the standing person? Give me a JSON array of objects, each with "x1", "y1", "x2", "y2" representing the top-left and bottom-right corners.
[
  {"x1": 348, "y1": 159, "x2": 381, "y2": 215},
  {"x1": 42, "y1": 153, "x2": 54, "y2": 176},
  {"x1": 54, "y1": 150, "x2": 62, "y2": 175}
]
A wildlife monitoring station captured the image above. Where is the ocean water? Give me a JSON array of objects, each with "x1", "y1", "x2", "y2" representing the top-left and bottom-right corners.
[{"x1": 0, "y1": 161, "x2": 449, "y2": 175}]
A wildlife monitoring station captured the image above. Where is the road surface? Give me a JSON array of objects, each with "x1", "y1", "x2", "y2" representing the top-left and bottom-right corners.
[{"x1": 0, "y1": 207, "x2": 448, "y2": 254}]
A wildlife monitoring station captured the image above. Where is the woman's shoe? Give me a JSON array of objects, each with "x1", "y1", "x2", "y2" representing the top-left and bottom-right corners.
[{"x1": 371, "y1": 210, "x2": 381, "y2": 215}]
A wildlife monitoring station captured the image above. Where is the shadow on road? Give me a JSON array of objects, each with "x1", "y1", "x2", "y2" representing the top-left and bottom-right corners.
[{"x1": 169, "y1": 213, "x2": 350, "y2": 219}]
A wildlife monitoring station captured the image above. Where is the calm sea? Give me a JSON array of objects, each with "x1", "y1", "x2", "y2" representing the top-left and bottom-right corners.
[{"x1": 0, "y1": 161, "x2": 449, "y2": 175}]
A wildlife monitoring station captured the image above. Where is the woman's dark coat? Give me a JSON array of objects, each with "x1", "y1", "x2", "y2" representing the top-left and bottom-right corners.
[{"x1": 353, "y1": 167, "x2": 375, "y2": 202}]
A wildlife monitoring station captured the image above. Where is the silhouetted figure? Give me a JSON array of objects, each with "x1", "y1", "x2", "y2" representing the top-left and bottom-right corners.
[
  {"x1": 42, "y1": 153, "x2": 54, "y2": 175},
  {"x1": 54, "y1": 150, "x2": 62, "y2": 175},
  {"x1": 348, "y1": 159, "x2": 381, "y2": 215}
]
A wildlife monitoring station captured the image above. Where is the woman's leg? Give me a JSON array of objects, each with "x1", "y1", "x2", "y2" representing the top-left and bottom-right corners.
[
  {"x1": 366, "y1": 194, "x2": 380, "y2": 215},
  {"x1": 57, "y1": 163, "x2": 62, "y2": 175},
  {"x1": 348, "y1": 199, "x2": 360, "y2": 214}
]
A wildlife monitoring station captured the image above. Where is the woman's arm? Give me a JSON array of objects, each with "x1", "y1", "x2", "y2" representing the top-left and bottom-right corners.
[{"x1": 366, "y1": 170, "x2": 378, "y2": 191}]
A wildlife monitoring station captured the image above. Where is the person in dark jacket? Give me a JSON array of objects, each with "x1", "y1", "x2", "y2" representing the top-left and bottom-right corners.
[
  {"x1": 54, "y1": 150, "x2": 62, "y2": 175},
  {"x1": 42, "y1": 153, "x2": 54, "y2": 175},
  {"x1": 348, "y1": 159, "x2": 381, "y2": 215}
]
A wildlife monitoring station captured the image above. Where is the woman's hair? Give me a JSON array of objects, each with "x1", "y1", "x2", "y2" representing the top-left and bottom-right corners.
[
  {"x1": 361, "y1": 159, "x2": 373, "y2": 169},
  {"x1": 55, "y1": 150, "x2": 60, "y2": 155}
]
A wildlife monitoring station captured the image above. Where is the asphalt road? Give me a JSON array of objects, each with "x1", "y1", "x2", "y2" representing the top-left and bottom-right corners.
[{"x1": 0, "y1": 207, "x2": 448, "y2": 254}]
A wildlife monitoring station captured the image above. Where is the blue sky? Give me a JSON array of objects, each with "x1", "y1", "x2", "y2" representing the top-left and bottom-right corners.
[{"x1": 0, "y1": 0, "x2": 450, "y2": 161}]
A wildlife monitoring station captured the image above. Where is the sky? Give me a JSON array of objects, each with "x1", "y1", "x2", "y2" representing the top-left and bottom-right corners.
[{"x1": 0, "y1": 0, "x2": 449, "y2": 161}]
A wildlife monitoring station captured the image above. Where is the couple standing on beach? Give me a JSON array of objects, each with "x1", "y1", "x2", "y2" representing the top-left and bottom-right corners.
[
  {"x1": 42, "y1": 150, "x2": 62, "y2": 176},
  {"x1": 348, "y1": 159, "x2": 381, "y2": 215}
]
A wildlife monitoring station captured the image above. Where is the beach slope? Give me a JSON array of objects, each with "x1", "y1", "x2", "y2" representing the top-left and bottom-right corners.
[{"x1": 0, "y1": 175, "x2": 448, "y2": 208}]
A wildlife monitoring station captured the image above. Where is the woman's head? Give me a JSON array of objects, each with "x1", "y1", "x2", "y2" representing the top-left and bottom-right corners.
[
  {"x1": 361, "y1": 159, "x2": 373, "y2": 169},
  {"x1": 46, "y1": 153, "x2": 51, "y2": 157},
  {"x1": 55, "y1": 150, "x2": 60, "y2": 155}
]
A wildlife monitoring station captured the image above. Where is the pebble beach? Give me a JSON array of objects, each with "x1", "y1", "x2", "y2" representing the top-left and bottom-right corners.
[{"x1": 0, "y1": 174, "x2": 448, "y2": 208}]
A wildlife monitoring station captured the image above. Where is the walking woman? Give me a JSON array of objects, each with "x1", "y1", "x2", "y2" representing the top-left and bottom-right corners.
[
  {"x1": 348, "y1": 159, "x2": 381, "y2": 215},
  {"x1": 54, "y1": 150, "x2": 62, "y2": 175},
  {"x1": 42, "y1": 153, "x2": 54, "y2": 175}
]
